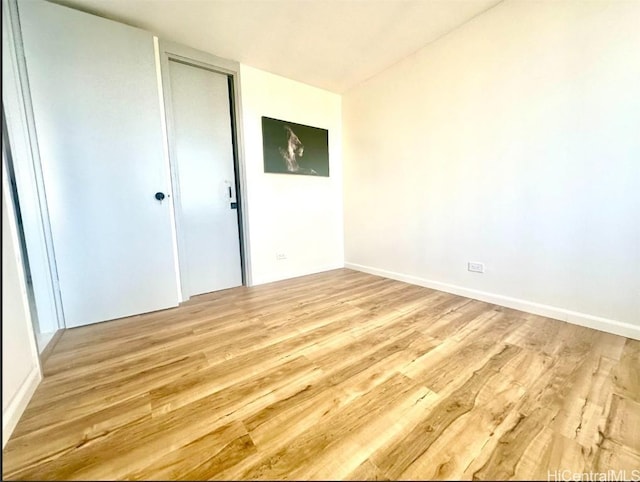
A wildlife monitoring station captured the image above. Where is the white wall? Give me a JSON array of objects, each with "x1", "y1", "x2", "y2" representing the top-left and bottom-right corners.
[
  {"x1": 240, "y1": 65, "x2": 344, "y2": 285},
  {"x1": 343, "y1": 0, "x2": 640, "y2": 338},
  {"x1": 2, "y1": 157, "x2": 42, "y2": 448}
]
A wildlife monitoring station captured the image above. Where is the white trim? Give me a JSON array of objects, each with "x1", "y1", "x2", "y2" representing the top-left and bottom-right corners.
[
  {"x1": 153, "y1": 36, "x2": 184, "y2": 303},
  {"x1": 36, "y1": 330, "x2": 55, "y2": 353},
  {"x1": 2, "y1": 366, "x2": 41, "y2": 448},
  {"x1": 252, "y1": 263, "x2": 345, "y2": 286},
  {"x1": 2, "y1": 153, "x2": 41, "y2": 367},
  {"x1": 3, "y1": 0, "x2": 65, "y2": 330},
  {"x1": 2, "y1": 150, "x2": 42, "y2": 449},
  {"x1": 345, "y1": 262, "x2": 640, "y2": 341}
]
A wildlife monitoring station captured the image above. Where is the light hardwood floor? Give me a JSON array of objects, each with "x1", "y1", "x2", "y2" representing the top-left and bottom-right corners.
[{"x1": 3, "y1": 269, "x2": 639, "y2": 480}]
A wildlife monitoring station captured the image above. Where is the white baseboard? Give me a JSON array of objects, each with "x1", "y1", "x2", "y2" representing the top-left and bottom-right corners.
[
  {"x1": 345, "y1": 262, "x2": 640, "y2": 341},
  {"x1": 252, "y1": 263, "x2": 346, "y2": 286},
  {"x1": 36, "y1": 330, "x2": 55, "y2": 353},
  {"x1": 2, "y1": 366, "x2": 41, "y2": 448}
]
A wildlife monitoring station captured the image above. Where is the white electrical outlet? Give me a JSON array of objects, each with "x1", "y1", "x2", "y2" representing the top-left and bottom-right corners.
[
  {"x1": 468, "y1": 262, "x2": 484, "y2": 273},
  {"x1": 276, "y1": 253, "x2": 287, "y2": 260}
]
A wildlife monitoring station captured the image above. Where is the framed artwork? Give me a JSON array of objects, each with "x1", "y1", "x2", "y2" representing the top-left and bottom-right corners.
[{"x1": 261, "y1": 116, "x2": 329, "y2": 177}]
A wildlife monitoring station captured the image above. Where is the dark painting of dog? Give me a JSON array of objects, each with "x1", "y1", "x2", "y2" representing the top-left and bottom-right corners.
[{"x1": 262, "y1": 116, "x2": 329, "y2": 177}]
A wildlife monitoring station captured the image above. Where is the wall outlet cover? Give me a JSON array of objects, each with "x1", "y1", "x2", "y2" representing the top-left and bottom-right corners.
[{"x1": 468, "y1": 262, "x2": 484, "y2": 273}]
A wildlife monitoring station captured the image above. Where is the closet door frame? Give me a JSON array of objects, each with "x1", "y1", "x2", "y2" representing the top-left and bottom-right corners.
[
  {"x1": 158, "y1": 40, "x2": 252, "y2": 300},
  {"x1": 2, "y1": 0, "x2": 65, "y2": 336}
]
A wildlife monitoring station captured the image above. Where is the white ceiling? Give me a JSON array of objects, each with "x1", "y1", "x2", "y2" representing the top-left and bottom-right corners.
[{"x1": 50, "y1": 0, "x2": 502, "y2": 93}]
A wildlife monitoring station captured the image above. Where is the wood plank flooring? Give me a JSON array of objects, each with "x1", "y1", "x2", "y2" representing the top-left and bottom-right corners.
[{"x1": 3, "y1": 269, "x2": 639, "y2": 480}]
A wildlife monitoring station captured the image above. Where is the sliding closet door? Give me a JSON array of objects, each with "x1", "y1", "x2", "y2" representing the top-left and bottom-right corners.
[{"x1": 19, "y1": 0, "x2": 179, "y2": 327}]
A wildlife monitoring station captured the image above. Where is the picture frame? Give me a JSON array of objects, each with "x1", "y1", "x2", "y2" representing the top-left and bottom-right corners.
[{"x1": 261, "y1": 116, "x2": 329, "y2": 177}]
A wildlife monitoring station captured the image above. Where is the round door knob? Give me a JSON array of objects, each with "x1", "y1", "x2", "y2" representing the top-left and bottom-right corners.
[{"x1": 155, "y1": 192, "x2": 166, "y2": 201}]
